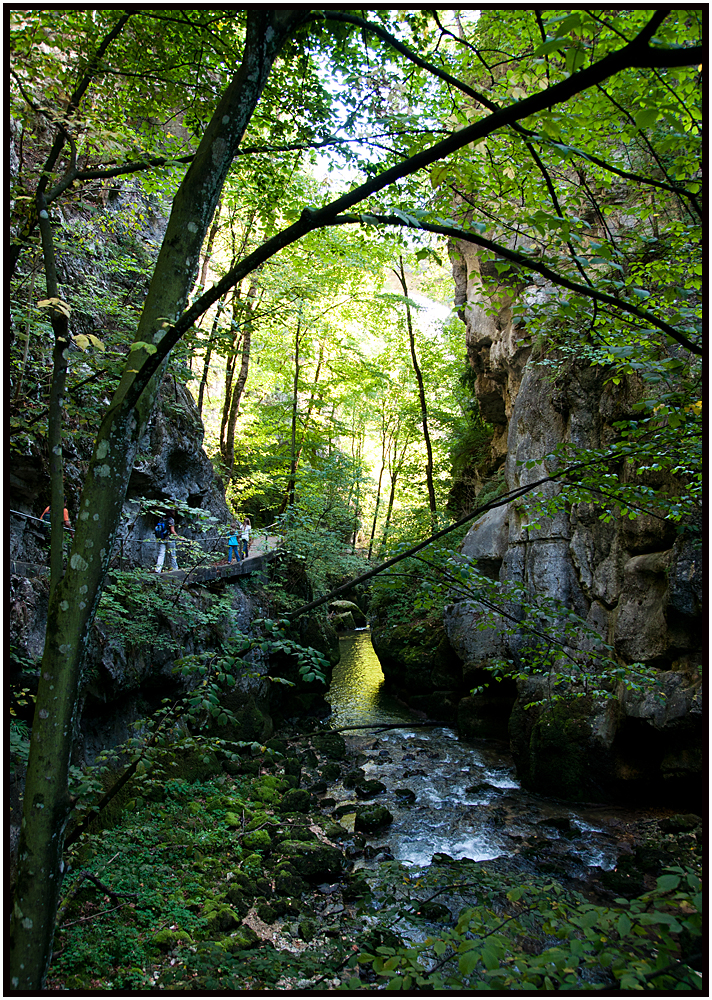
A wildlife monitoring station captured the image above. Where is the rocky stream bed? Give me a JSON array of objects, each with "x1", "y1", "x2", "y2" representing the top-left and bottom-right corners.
[{"x1": 46, "y1": 629, "x2": 702, "y2": 991}]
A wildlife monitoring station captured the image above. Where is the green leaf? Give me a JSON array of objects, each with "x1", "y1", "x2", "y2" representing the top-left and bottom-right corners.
[
  {"x1": 129, "y1": 340, "x2": 158, "y2": 355},
  {"x1": 634, "y1": 108, "x2": 659, "y2": 130},
  {"x1": 481, "y1": 947, "x2": 499, "y2": 971},
  {"x1": 533, "y1": 37, "x2": 568, "y2": 57},
  {"x1": 656, "y1": 874, "x2": 681, "y2": 892},
  {"x1": 459, "y1": 949, "x2": 480, "y2": 976}
]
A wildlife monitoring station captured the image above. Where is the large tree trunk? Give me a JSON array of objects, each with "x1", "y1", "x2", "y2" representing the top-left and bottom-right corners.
[
  {"x1": 396, "y1": 256, "x2": 437, "y2": 525},
  {"x1": 9, "y1": 12, "x2": 307, "y2": 990}
]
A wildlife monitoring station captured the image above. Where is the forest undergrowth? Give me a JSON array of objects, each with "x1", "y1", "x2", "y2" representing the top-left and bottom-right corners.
[{"x1": 46, "y1": 727, "x2": 702, "y2": 992}]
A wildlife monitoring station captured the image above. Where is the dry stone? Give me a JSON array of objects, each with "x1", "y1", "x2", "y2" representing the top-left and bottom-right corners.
[{"x1": 446, "y1": 236, "x2": 703, "y2": 805}]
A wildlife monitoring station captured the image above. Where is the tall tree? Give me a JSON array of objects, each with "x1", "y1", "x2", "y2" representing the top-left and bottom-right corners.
[{"x1": 395, "y1": 256, "x2": 438, "y2": 525}]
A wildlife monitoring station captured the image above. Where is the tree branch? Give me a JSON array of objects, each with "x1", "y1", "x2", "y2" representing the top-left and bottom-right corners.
[
  {"x1": 331, "y1": 214, "x2": 702, "y2": 356},
  {"x1": 119, "y1": 27, "x2": 702, "y2": 409}
]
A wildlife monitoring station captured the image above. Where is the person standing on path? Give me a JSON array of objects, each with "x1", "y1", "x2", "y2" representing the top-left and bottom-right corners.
[
  {"x1": 239, "y1": 517, "x2": 252, "y2": 560},
  {"x1": 41, "y1": 504, "x2": 73, "y2": 540},
  {"x1": 227, "y1": 523, "x2": 240, "y2": 564},
  {"x1": 155, "y1": 512, "x2": 179, "y2": 572}
]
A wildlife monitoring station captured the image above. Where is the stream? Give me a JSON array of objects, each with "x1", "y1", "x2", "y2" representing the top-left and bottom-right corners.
[{"x1": 324, "y1": 630, "x2": 664, "y2": 881}]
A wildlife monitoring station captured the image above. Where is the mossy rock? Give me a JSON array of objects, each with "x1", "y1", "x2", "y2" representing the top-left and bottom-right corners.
[
  {"x1": 218, "y1": 926, "x2": 259, "y2": 952},
  {"x1": 509, "y1": 699, "x2": 603, "y2": 800},
  {"x1": 394, "y1": 787, "x2": 416, "y2": 804},
  {"x1": 276, "y1": 823, "x2": 317, "y2": 843},
  {"x1": 255, "y1": 897, "x2": 279, "y2": 924},
  {"x1": 243, "y1": 829, "x2": 272, "y2": 853},
  {"x1": 274, "y1": 869, "x2": 309, "y2": 897},
  {"x1": 277, "y1": 840, "x2": 344, "y2": 881},
  {"x1": 301, "y1": 749, "x2": 319, "y2": 768},
  {"x1": 329, "y1": 600, "x2": 368, "y2": 627},
  {"x1": 153, "y1": 927, "x2": 193, "y2": 951},
  {"x1": 343, "y1": 768, "x2": 366, "y2": 788},
  {"x1": 252, "y1": 785, "x2": 279, "y2": 805},
  {"x1": 659, "y1": 813, "x2": 702, "y2": 833},
  {"x1": 228, "y1": 872, "x2": 257, "y2": 894},
  {"x1": 203, "y1": 902, "x2": 242, "y2": 934},
  {"x1": 242, "y1": 852, "x2": 263, "y2": 875},
  {"x1": 370, "y1": 619, "x2": 461, "y2": 693},
  {"x1": 260, "y1": 774, "x2": 286, "y2": 789},
  {"x1": 355, "y1": 779, "x2": 387, "y2": 800},
  {"x1": 333, "y1": 802, "x2": 358, "y2": 820},
  {"x1": 299, "y1": 917, "x2": 318, "y2": 942},
  {"x1": 283, "y1": 758, "x2": 302, "y2": 783},
  {"x1": 354, "y1": 804, "x2": 394, "y2": 835},
  {"x1": 280, "y1": 788, "x2": 312, "y2": 813},
  {"x1": 245, "y1": 812, "x2": 269, "y2": 831},
  {"x1": 312, "y1": 732, "x2": 347, "y2": 760},
  {"x1": 225, "y1": 811, "x2": 243, "y2": 828},
  {"x1": 320, "y1": 762, "x2": 341, "y2": 781},
  {"x1": 224, "y1": 887, "x2": 251, "y2": 917},
  {"x1": 321, "y1": 821, "x2": 350, "y2": 840},
  {"x1": 265, "y1": 737, "x2": 288, "y2": 755},
  {"x1": 332, "y1": 611, "x2": 356, "y2": 630}
]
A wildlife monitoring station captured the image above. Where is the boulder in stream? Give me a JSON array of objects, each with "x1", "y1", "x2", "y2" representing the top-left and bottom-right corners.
[
  {"x1": 354, "y1": 804, "x2": 394, "y2": 834},
  {"x1": 355, "y1": 779, "x2": 387, "y2": 799}
]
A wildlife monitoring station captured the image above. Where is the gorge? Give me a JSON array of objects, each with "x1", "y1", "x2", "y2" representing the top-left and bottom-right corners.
[{"x1": 9, "y1": 8, "x2": 702, "y2": 993}]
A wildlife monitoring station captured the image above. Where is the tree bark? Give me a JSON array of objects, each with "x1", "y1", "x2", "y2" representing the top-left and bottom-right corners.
[
  {"x1": 9, "y1": 11, "x2": 308, "y2": 990},
  {"x1": 277, "y1": 337, "x2": 324, "y2": 516},
  {"x1": 197, "y1": 295, "x2": 227, "y2": 416},
  {"x1": 223, "y1": 283, "x2": 258, "y2": 477},
  {"x1": 396, "y1": 257, "x2": 437, "y2": 525},
  {"x1": 380, "y1": 417, "x2": 414, "y2": 556}
]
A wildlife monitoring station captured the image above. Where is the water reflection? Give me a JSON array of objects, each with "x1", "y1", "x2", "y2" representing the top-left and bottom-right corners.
[{"x1": 326, "y1": 630, "x2": 413, "y2": 729}]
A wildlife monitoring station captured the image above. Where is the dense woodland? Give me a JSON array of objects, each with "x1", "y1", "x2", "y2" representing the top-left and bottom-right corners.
[{"x1": 9, "y1": 8, "x2": 702, "y2": 991}]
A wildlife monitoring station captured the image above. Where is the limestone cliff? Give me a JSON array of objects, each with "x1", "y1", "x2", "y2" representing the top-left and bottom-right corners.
[{"x1": 445, "y1": 238, "x2": 702, "y2": 805}]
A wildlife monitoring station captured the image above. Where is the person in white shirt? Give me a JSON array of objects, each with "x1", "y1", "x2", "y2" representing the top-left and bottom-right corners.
[{"x1": 239, "y1": 517, "x2": 252, "y2": 560}]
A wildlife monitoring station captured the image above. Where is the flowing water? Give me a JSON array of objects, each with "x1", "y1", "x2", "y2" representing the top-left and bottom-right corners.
[{"x1": 325, "y1": 630, "x2": 659, "y2": 877}]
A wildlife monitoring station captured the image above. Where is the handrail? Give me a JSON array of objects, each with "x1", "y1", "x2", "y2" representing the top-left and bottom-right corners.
[{"x1": 10, "y1": 509, "x2": 72, "y2": 531}]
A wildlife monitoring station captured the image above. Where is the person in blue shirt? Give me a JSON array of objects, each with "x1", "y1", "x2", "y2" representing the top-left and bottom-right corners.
[{"x1": 227, "y1": 523, "x2": 240, "y2": 564}]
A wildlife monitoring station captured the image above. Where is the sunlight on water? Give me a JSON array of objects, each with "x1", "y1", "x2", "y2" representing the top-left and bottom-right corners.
[
  {"x1": 326, "y1": 630, "x2": 412, "y2": 729},
  {"x1": 326, "y1": 630, "x2": 628, "y2": 874}
]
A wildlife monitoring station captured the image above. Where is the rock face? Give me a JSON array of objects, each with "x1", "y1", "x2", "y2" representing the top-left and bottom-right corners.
[
  {"x1": 9, "y1": 361, "x2": 267, "y2": 774},
  {"x1": 445, "y1": 238, "x2": 702, "y2": 806}
]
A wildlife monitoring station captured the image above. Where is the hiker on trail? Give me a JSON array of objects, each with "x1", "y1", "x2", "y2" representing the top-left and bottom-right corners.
[
  {"x1": 239, "y1": 517, "x2": 252, "y2": 560},
  {"x1": 154, "y1": 512, "x2": 179, "y2": 573},
  {"x1": 227, "y1": 523, "x2": 240, "y2": 565},
  {"x1": 41, "y1": 504, "x2": 73, "y2": 540}
]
